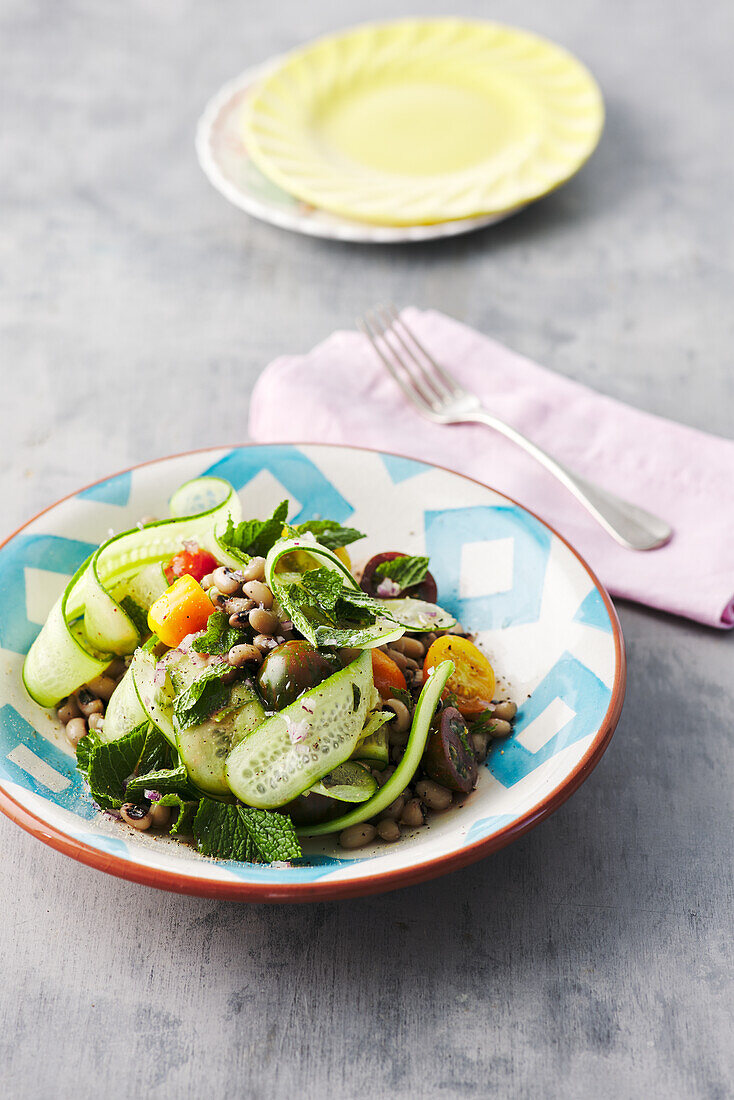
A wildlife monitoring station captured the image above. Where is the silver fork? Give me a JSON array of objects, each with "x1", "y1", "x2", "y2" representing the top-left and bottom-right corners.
[{"x1": 358, "y1": 306, "x2": 672, "y2": 551}]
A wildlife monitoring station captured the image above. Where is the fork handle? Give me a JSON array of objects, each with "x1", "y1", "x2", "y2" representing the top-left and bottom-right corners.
[{"x1": 463, "y1": 410, "x2": 672, "y2": 551}]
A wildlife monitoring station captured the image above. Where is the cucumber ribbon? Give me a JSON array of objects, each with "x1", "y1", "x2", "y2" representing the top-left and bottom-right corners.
[
  {"x1": 298, "y1": 658, "x2": 454, "y2": 836},
  {"x1": 23, "y1": 477, "x2": 242, "y2": 707}
]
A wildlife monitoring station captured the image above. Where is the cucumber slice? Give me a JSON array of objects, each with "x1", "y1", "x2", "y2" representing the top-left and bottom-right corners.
[
  {"x1": 266, "y1": 536, "x2": 360, "y2": 592},
  {"x1": 226, "y1": 650, "x2": 375, "y2": 808},
  {"x1": 130, "y1": 650, "x2": 177, "y2": 747},
  {"x1": 98, "y1": 663, "x2": 147, "y2": 743},
  {"x1": 23, "y1": 476, "x2": 242, "y2": 707},
  {"x1": 115, "y1": 562, "x2": 169, "y2": 610},
  {"x1": 298, "y1": 659, "x2": 454, "y2": 836},
  {"x1": 351, "y1": 710, "x2": 391, "y2": 768},
  {"x1": 310, "y1": 762, "x2": 378, "y2": 802},
  {"x1": 265, "y1": 537, "x2": 405, "y2": 651},
  {"x1": 176, "y1": 682, "x2": 265, "y2": 797},
  {"x1": 378, "y1": 598, "x2": 456, "y2": 632}
]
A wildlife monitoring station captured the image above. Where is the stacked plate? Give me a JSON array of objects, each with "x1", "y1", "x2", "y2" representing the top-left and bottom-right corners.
[{"x1": 196, "y1": 19, "x2": 604, "y2": 244}]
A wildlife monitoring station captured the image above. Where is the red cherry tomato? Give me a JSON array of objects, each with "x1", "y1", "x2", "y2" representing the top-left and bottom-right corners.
[
  {"x1": 164, "y1": 547, "x2": 218, "y2": 586},
  {"x1": 371, "y1": 649, "x2": 407, "y2": 698}
]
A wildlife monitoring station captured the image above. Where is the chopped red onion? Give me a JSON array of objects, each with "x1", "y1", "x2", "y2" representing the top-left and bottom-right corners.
[
  {"x1": 284, "y1": 712, "x2": 310, "y2": 744},
  {"x1": 377, "y1": 578, "x2": 401, "y2": 598},
  {"x1": 182, "y1": 538, "x2": 199, "y2": 553},
  {"x1": 145, "y1": 790, "x2": 162, "y2": 802}
]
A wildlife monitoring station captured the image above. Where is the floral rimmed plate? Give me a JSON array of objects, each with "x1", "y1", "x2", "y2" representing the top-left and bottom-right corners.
[
  {"x1": 196, "y1": 62, "x2": 509, "y2": 243},
  {"x1": 0, "y1": 444, "x2": 624, "y2": 902},
  {"x1": 243, "y1": 19, "x2": 604, "y2": 227}
]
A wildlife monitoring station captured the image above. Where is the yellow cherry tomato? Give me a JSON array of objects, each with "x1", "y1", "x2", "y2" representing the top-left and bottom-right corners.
[
  {"x1": 147, "y1": 575, "x2": 213, "y2": 648},
  {"x1": 423, "y1": 636, "x2": 495, "y2": 716},
  {"x1": 334, "y1": 546, "x2": 351, "y2": 570}
]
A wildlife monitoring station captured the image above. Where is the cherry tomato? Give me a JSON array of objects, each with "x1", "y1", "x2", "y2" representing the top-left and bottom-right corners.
[
  {"x1": 258, "y1": 640, "x2": 339, "y2": 711},
  {"x1": 360, "y1": 552, "x2": 438, "y2": 602},
  {"x1": 164, "y1": 546, "x2": 218, "y2": 585},
  {"x1": 423, "y1": 636, "x2": 496, "y2": 716},
  {"x1": 422, "y1": 706, "x2": 477, "y2": 792},
  {"x1": 148, "y1": 575, "x2": 213, "y2": 648},
  {"x1": 371, "y1": 649, "x2": 407, "y2": 698}
]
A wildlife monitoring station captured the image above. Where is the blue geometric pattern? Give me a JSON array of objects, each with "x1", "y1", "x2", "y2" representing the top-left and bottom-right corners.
[
  {"x1": 379, "y1": 454, "x2": 428, "y2": 483},
  {"x1": 0, "y1": 444, "x2": 618, "y2": 888},
  {"x1": 486, "y1": 651, "x2": 612, "y2": 787},
  {"x1": 203, "y1": 445, "x2": 353, "y2": 523},
  {"x1": 574, "y1": 588, "x2": 613, "y2": 633},
  {"x1": 0, "y1": 705, "x2": 97, "y2": 818},
  {"x1": 77, "y1": 470, "x2": 132, "y2": 507},
  {"x1": 0, "y1": 533, "x2": 97, "y2": 655},
  {"x1": 425, "y1": 505, "x2": 551, "y2": 630}
]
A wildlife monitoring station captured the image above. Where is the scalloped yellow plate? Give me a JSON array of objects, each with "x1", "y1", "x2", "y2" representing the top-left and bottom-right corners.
[{"x1": 243, "y1": 19, "x2": 604, "y2": 227}]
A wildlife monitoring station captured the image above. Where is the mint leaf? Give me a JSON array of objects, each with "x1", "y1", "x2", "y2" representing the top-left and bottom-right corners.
[
  {"x1": 136, "y1": 724, "x2": 173, "y2": 775},
  {"x1": 172, "y1": 665, "x2": 231, "y2": 731},
  {"x1": 120, "y1": 595, "x2": 149, "y2": 636},
  {"x1": 85, "y1": 722, "x2": 150, "y2": 810},
  {"x1": 295, "y1": 520, "x2": 365, "y2": 550},
  {"x1": 193, "y1": 798, "x2": 259, "y2": 862},
  {"x1": 125, "y1": 760, "x2": 199, "y2": 801},
  {"x1": 76, "y1": 729, "x2": 104, "y2": 777},
  {"x1": 219, "y1": 500, "x2": 289, "y2": 561},
  {"x1": 301, "y1": 568, "x2": 344, "y2": 610},
  {"x1": 191, "y1": 610, "x2": 245, "y2": 655},
  {"x1": 237, "y1": 806, "x2": 301, "y2": 862},
  {"x1": 374, "y1": 555, "x2": 429, "y2": 592},
  {"x1": 387, "y1": 686, "x2": 414, "y2": 709},
  {"x1": 193, "y1": 798, "x2": 302, "y2": 863},
  {"x1": 158, "y1": 793, "x2": 198, "y2": 836}
]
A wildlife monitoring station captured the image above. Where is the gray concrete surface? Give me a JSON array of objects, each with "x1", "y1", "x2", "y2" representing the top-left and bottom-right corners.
[{"x1": 1, "y1": 1, "x2": 732, "y2": 1097}]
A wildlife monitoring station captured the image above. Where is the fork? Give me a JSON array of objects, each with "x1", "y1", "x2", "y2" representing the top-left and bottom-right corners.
[{"x1": 358, "y1": 306, "x2": 673, "y2": 551}]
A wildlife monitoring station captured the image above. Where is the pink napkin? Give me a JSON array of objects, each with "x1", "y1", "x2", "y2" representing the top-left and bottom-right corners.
[{"x1": 250, "y1": 308, "x2": 734, "y2": 629}]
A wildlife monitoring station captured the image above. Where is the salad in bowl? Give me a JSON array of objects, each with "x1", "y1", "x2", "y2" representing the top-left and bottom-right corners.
[{"x1": 23, "y1": 476, "x2": 516, "y2": 866}]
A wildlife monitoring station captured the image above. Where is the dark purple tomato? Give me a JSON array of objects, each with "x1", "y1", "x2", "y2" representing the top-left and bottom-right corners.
[
  {"x1": 257, "y1": 640, "x2": 338, "y2": 711},
  {"x1": 359, "y1": 551, "x2": 438, "y2": 603},
  {"x1": 421, "y1": 706, "x2": 477, "y2": 793}
]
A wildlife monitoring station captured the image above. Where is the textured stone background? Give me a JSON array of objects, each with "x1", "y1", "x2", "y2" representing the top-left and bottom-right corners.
[{"x1": 1, "y1": 1, "x2": 732, "y2": 1097}]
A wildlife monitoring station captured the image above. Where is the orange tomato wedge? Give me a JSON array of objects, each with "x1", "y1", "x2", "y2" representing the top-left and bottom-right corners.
[
  {"x1": 148, "y1": 575, "x2": 213, "y2": 648},
  {"x1": 371, "y1": 649, "x2": 407, "y2": 698},
  {"x1": 423, "y1": 636, "x2": 495, "y2": 716}
]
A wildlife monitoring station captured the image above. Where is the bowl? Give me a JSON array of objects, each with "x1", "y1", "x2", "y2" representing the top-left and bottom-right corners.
[{"x1": 0, "y1": 443, "x2": 624, "y2": 901}]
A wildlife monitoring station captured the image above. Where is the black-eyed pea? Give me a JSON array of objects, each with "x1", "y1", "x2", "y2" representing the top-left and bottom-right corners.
[
  {"x1": 377, "y1": 819, "x2": 401, "y2": 842},
  {"x1": 249, "y1": 608, "x2": 278, "y2": 635},
  {"x1": 490, "y1": 719, "x2": 513, "y2": 738},
  {"x1": 85, "y1": 674, "x2": 117, "y2": 702},
  {"x1": 242, "y1": 556, "x2": 266, "y2": 582},
  {"x1": 64, "y1": 717, "x2": 88, "y2": 746},
  {"x1": 76, "y1": 689, "x2": 103, "y2": 717},
  {"x1": 120, "y1": 803, "x2": 153, "y2": 831},
  {"x1": 415, "y1": 779, "x2": 452, "y2": 811},
  {"x1": 212, "y1": 566, "x2": 241, "y2": 596},
  {"x1": 400, "y1": 799, "x2": 426, "y2": 828},
  {"x1": 228, "y1": 644, "x2": 263, "y2": 668},
  {"x1": 57, "y1": 696, "x2": 81, "y2": 724},
  {"x1": 493, "y1": 701, "x2": 517, "y2": 722},
  {"x1": 339, "y1": 823, "x2": 377, "y2": 850},
  {"x1": 243, "y1": 580, "x2": 273, "y2": 609},
  {"x1": 150, "y1": 803, "x2": 171, "y2": 829}
]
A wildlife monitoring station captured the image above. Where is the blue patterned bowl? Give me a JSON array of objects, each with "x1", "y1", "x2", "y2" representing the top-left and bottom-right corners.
[{"x1": 0, "y1": 444, "x2": 624, "y2": 901}]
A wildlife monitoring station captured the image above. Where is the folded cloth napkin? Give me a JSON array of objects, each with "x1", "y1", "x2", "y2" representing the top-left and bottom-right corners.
[{"x1": 250, "y1": 308, "x2": 734, "y2": 629}]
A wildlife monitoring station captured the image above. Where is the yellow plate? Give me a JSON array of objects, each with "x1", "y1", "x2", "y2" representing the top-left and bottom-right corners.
[{"x1": 243, "y1": 19, "x2": 604, "y2": 227}]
